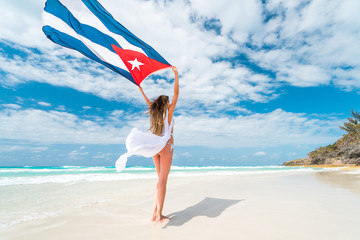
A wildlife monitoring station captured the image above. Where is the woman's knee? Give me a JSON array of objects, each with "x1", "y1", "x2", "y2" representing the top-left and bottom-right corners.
[{"x1": 157, "y1": 177, "x2": 168, "y2": 188}]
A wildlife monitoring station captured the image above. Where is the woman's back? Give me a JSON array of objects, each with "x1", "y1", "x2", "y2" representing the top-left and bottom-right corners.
[{"x1": 161, "y1": 109, "x2": 174, "y2": 137}]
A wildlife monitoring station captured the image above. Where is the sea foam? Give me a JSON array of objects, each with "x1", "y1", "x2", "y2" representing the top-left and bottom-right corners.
[{"x1": 0, "y1": 166, "x2": 319, "y2": 186}]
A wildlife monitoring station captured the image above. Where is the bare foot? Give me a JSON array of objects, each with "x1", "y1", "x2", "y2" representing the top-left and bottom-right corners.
[
  {"x1": 155, "y1": 215, "x2": 170, "y2": 223},
  {"x1": 151, "y1": 214, "x2": 156, "y2": 222}
]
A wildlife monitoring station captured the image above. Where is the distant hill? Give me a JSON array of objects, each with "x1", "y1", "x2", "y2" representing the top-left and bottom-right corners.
[{"x1": 284, "y1": 110, "x2": 360, "y2": 166}]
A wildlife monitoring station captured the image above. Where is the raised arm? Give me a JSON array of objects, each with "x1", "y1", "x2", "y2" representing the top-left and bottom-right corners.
[
  {"x1": 139, "y1": 86, "x2": 151, "y2": 106},
  {"x1": 168, "y1": 66, "x2": 179, "y2": 122}
]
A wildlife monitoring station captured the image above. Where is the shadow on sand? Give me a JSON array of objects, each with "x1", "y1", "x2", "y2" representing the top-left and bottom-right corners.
[{"x1": 163, "y1": 197, "x2": 242, "y2": 228}]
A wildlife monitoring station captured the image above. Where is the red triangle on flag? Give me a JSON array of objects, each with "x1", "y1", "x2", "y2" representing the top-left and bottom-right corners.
[{"x1": 112, "y1": 45, "x2": 171, "y2": 85}]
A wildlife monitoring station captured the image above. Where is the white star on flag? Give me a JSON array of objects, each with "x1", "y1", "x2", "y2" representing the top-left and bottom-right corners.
[{"x1": 127, "y1": 58, "x2": 144, "y2": 71}]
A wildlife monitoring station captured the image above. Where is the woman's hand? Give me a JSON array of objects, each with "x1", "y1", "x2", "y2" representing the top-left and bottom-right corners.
[{"x1": 172, "y1": 66, "x2": 178, "y2": 74}]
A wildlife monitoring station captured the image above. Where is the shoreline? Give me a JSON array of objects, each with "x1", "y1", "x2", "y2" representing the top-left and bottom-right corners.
[
  {"x1": 284, "y1": 164, "x2": 360, "y2": 170},
  {"x1": 1, "y1": 169, "x2": 360, "y2": 240}
]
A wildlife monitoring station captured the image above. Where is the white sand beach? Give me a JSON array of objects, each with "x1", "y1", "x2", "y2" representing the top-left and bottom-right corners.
[{"x1": 1, "y1": 168, "x2": 360, "y2": 240}]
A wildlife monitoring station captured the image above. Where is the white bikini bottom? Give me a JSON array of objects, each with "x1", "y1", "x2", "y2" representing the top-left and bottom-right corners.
[
  {"x1": 167, "y1": 142, "x2": 174, "y2": 151},
  {"x1": 167, "y1": 134, "x2": 174, "y2": 151}
]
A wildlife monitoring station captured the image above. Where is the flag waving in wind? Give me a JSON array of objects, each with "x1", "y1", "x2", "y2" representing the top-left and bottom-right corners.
[{"x1": 42, "y1": 0, "x2": 171, "y2": 86}]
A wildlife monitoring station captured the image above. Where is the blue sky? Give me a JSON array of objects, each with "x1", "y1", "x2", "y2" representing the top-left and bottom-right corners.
[{"x1": 1, "y1": 0, "x2": 359, "y2": 167}]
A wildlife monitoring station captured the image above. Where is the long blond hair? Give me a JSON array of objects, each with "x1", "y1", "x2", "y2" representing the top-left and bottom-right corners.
[{"x1": 148, "y1": 95, "x2": 169, "y2": 136}]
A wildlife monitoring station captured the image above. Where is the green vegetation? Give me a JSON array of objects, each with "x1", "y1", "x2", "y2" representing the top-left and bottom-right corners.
[
  {"x1": 284, "y1": 110, "x2": 360, "y2": 166},
  {"x1": 339, "y1": 110, "x2": 360, "y2": 135},
  {"x1": 308, "y1": 144, "x2": 337, "y2": 158}
]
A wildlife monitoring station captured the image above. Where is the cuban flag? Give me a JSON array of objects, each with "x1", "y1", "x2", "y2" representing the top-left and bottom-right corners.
[{"x1": 42, "y1": 0, "x2": 171, "y2": 86}]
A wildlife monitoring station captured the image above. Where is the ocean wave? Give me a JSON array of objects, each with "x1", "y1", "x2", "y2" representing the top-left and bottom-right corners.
[
  {"x1": 0, "y1": 173, "x2": 159, "y2": 186},
  {"x1": 0, "y1": 166, "x2": 111, "y2": 173},
  {"x1": 171, "y1": 167, "x2": 318, "y2": 177},
  {"x1": 0, "y1": 166, "x2": 321, "y2": 186},
  {"x1": 171, "y1": 165, "x2": 286, "y2": 169},
  {"x1": 169, "y1": 165, "x2": 290, "y2": 171},
  {"x1": 0, "y1": 165, "x2": 294, "y2": 173}
]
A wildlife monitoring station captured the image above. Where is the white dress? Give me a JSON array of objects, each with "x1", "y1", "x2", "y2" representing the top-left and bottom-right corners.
[{"x1": 115, "y1": 109, "x2": 174, "y2": 172}]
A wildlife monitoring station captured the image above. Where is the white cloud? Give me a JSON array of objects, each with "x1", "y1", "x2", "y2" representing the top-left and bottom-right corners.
[
  {"x1": 0, "y1": 106, "x2": 343, "y2": 148},
  {"x1": 68, "y1": 150, "x2": 89, "y2": 159},
  {"x1": 2, "y1": 104, "x2": 21, "y2": 109},
  {"x1": 171, "y1": 108, "x2": 344, "y2": 148},
  {"x1": 246, "y1": 0, "x2": 360, "y2": 90},
  {"x1": 1, "y1": 0, "x2": 359, "y2": 102},
  {"x1": 0, "y1": 47, "x2": 137, "y2": 102},
  {"x1": 55, "y1": 105, "x2": 66, "y2": 111},
  {"x1": 92, "y1": 152, "x2": 113, "y2": 159},
  {"x1": 254, "y1": 151, "x2": 266, "y2": 156},
  {"x1": 0, "y1": 0, "x2": 50, "y2": 48},
  {"x1": 181, "y1": 152, "x2": 191, "y2": 158},
  {"x1": 0, "y1": 145, "x2": 48, "y2": 153},
  {"x1": 0, "y1": 0, "x2": 356, "y2": 153},
  {"x1": 38, "y1": 101, "x2": 51, "y2": 107},
  {"x1": 0, "y1": 107, "x2": 128, "y2": 145},
  {"x1": 189, "y1": 0, "x2": 264, "y2": 43},
  {"x1": 0, "y1": 0, "x2": 279, "y2": 113}
]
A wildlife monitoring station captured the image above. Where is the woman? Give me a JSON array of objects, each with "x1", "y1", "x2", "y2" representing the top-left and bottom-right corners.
[
  {"x1": 115, "y1": 66, "x2": 179, "y2": 223},
  {"x1": 139, "y1": 66, "x2": 179, "y2": 223}
]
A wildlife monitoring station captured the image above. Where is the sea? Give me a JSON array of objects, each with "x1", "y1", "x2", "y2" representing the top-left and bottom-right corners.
[{"x1": 0, "y1": 165, "x2": 320, "y2": 230}]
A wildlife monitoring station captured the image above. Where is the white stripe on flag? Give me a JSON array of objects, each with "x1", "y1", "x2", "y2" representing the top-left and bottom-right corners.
[
  {"x1": 59, "y1": 0, "x2": 146, "y2": 55},
  {"x1": 42, "y1": 11, "x2": 128, "y2": 71}
]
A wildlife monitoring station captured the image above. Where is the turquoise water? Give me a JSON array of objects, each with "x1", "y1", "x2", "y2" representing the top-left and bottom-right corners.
[
  {"x1": 0, "y1": 165, "x2": 321, "y2": 229},
  {"x1": 0, "y1": 166, "x2": 316, "y2": 186}
]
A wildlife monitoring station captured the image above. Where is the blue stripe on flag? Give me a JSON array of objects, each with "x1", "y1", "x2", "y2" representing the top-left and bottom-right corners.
[
  {"x1": 82, "y1": 0, "x2": 170, "y2": 65},
  {"x1": 43, "y1": 25, "x2": 135, "y2": 83},
  {"x1": 44, "y1": 0, "x2": 122, "y2": 55}
]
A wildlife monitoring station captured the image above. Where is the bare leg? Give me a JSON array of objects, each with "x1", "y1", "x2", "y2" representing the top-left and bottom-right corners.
[
  {"x1": 155, "y1": 142, "x2": 173, "y2": 223},
  {"x1": 151, "y1": 154, "x2": 160, "y2": 222}
]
